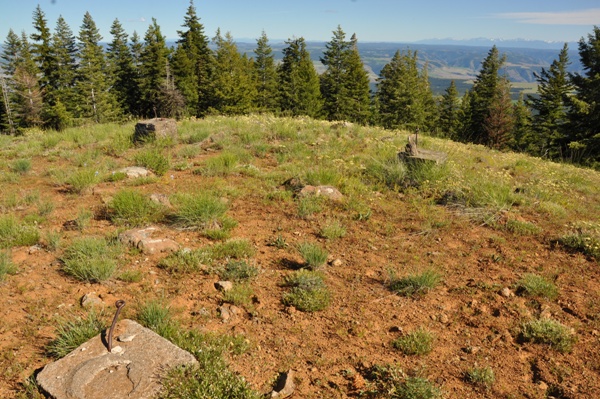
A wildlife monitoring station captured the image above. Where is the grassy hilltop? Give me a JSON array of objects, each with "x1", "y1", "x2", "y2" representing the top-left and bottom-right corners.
[{"x1": 1, "y1": 115, "x2": 599, "y2": 398}]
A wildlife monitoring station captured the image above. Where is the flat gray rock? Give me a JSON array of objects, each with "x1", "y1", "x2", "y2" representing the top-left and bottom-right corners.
[{"x1": 37, "y1": 319, "x2": 197, "y2": 399}]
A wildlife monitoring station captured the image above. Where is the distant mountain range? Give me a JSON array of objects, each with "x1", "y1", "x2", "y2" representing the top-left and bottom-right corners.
[{"x1": 413, "y1": 37, "x2": 578, "y2": 50}]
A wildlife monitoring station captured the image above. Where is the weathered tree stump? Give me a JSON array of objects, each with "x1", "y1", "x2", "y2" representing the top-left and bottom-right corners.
[
  {"x1": 133, "y1": 118, "x2": 177, "y2": 143},
  {"x1": 398, "y1": 134, "x2": 447, "y2": 165}
]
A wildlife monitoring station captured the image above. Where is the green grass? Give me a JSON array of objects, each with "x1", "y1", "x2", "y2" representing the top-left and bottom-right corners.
[
  {"x1": 117, "y1": 269, "x2": 143, "y2": 283},
  {"x1": 66, "y1": 168, "x2": 100, "y2": 194},
  {"x1": 222, "y1": 284, "x2": 254, "y2": 307},
  {"x1": 75, "y1": 208, "x2": 93, "y2": 231},
  {"x1": 362, "y1": 364, "x2": 442, "y2": 399},
  {"x1": 194, "y1": 152, "x2": 239, "y2": 176},
  {"x1": 282, "y1": 269, "x2": 331, "y2": 312},
  {"x1": 134, "y1": 149, "x2": 170, "y2": 176},
  {"x1": 0, "y1": 251, "x2": 17, "y2": 281},
  {"x1": 392, "y1": 327, "x2": 435, "y2": 356},
  {"x1": 158, "y1": 249, "x2": 212, "y2": 274},
  {"x1": 217, "y1": 260, "x2": 259, "y2": 281},
  {"x1": 506, "y1": 219, "x2": 542, "y2": 235},
  {"x1": 297, "y1": 195, "x2": 323, "y2": 219},
  {"x1": 559, "y1": 222, "x2": 600, "y2": 261},
  {"x1": 11, "y1": 158, "x2": 32, "y2": 175},
  {"x1": 515, "y1": 273, "x2": 559, "y2": 300},
  {"x1": 389, "y1": 269, "x2": 441, "y2": 298},
  {"x1": 108, "y1": 189, "x2": 165, "y2": 226},
  {"x1": 137, "y1": 299, "x2": 179, "y2": 340},
  {"x1": 170, "y1": 193, "x2": 229, "y2": 230},
  {"x1": 46, "y1": 312, "x2": 105, "y2": 359},
  {"x1": 297, "y1": 241, "x2": 329, "y2": 270},
  {"x1": 319, "y1": 219, "x2": 347, "y2": 240},
  {"x1": 61, "y1": 236, "x2": 121, "y2": 282},
  {"x1": 520, "y1": 318, "x2": 577, "y2": 353},
  {"x1": 465, "y1": 366, "x2": 495, "y2": 388},
  {"x1": 209, "y1": 239, "x2": 255, "y2": 260},
  {"x1": 0, "y1": 215, "x2": 40, "y2": 249}
]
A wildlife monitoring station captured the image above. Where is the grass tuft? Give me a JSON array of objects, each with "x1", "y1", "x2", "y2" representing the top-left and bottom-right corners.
[
  {"x1": 46, "y1": 312, "x2": 105, "y2": 359},
  {"x1": 137, "y1": 300, "x2": 179, "y2": 340},
  {"x1": 520, "y1": 318, "x2": 577, "y2": 353},
  {"x1": 319, "y1": 219, "x2": 346, "y2": 240},
  {"x1": 61, "y1": 236, "x2": 121, "y2": 282},
  {"x1": 297, "y1": 241, "x2": 328, "y2": 270},
  {"x1": 282, "y1": 269, "x2": 331, "y2": 312},
  {"x1": 362, "y1": 364, "x2": 442, "y2": 399},
  {"x1": 108, "y1": 189, "x2": 165, "y2": 227},
  {"x1": 465, "y1": 366, "x2": 495, "y2": 388},
  {"x1": 0, "y1": 215, "x2": 40, "y2": 249},
  {"x1": 515, "y1": 274, "x2": 558, "y2": 300},
  {"x1": 11, "y1": 159, "x2": 32, "y2": 175},
  {"x1": 392, "y1": 327, "x2": 435, "y2": 356},
  {"x1": 170, "y1": 193, "x2": 228, "y2": 230},
  {"x1": 158, "y1": 249, "x2": 211, "y2": 274},
  {"x1": 134, "y1": 149, "x2": 170, "y2": 176},
  {"x1": 217, "y1": 260, "x2": 259, "y2": 281},
  {"x1": 389, "y1": 269, "x2": 441, "y2": 298},
  {"x1": 0, "y1": 251, "x2": 18, "y2": 281}
]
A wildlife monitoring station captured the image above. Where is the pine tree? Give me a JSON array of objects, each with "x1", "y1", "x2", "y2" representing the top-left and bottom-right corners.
[
  {"x1": 512, "y1": 93, "x2": 532, "y2": 152},
  {"x1": 344, "y1": 33, "x2": 372, "y2": 124},
  {"x1": 2, "y1": 30, "x2": 43, "y2": 130},
  {"x1": 253, "y1": 30, "x2": 278, "y2": 113},
  {"x1": 460, "y1": 45, "x2": 507, "y2": 145},
  {"x1": 139, "y1": 18, "x2": 169, "y2": 117},
  {"x1": 171, "y1": 0, "x2": 213, "y2": 116},
  {"x1": 30, "y1": 5, "x2": 56, "y2": 95},
  {"x1": 568, "y1": 27, "x2": 600, "y2": 165},
  {"x1": 51, "y1": 16, "x2": 78, "y2": 116},
  {"x1": 375, "y1": 49, "x2": 434, "y2": 131},
  {"x1": 526, "y1": 43, "x2": 573, "y2": 157},
  {"x1": 76, "y1": 12, "x2": 119, "y2": 123},
  {"x1": 107, "y1": 19, "x2": 140, "y2": 116},
  {"x1": 483, "y1": 77, "x2": 514, "y2": 150},
  {"x1": 209, "y1": 30, "x2": 257, "y2": 115},
  {"x1": 320, "y1": 26, "x2": 351, "y2": 121},
  {"x1": 438, "y1": 80, "x2": 460, "y2": 138},
  {"x1": 278, "y1": 37, "x2": 322, "y2": 118}
]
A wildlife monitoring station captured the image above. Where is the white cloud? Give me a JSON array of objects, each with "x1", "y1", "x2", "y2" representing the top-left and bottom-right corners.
[{"x1": 497, "y1": 8, "x2": 600, "y2": 25}]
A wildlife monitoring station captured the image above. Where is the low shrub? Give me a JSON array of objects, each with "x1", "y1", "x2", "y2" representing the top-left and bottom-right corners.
[
  {"x1": 392, "y1": 327, "x2": 435, "y2": 356},
  {"x1": 297, "y1": 241, "x2": 328, "y2": 270},
  {"x1": 465, "y1": 366, "x2": 495, "y2": 388},
  {"x1": 520, "y1": 318, "x2": 576, "y2": 353},
  {"x1": 282, "y1": 269, "x2": 331, "y2": 312},
  {"x1": 217, "y1": 260, "x2": 259, "y2": 281}
]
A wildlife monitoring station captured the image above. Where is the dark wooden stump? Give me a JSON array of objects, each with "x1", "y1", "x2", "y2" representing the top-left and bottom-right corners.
[{"x1": 398, "y1": 134, "x2": 447, "y2": 165}]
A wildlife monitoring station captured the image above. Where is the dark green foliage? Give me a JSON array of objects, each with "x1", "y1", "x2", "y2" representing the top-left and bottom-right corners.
[
  {"x1": 525, "y1": 44, "x2": 572, "y2": 157},
  {"x1": 253, "y1": 31, "x2": 279, "y2": 113},
  {"x1": 107, "y1": 19, "x2": 141, "y2": 116},
  {"x1": 139, "y1": 18, "x2": 169, "y2": 117},
  {"x1": 209, "y1": 30, "x2": 256, "y2": 115},
  {"x1": 459, "y1": 45, "x2": 514, "y2": 147},
  {"x1": 567, "y1": 27, "x2": 600, "y2": 165},
  {"x1": 76, "y1": 12, "x2": 119, "y2": 123},
  {"x1": 437, "y1": 80, "x2": 460, "y2": 138},
  {"x1": 376, "y1": 49, "x2": 436, "y2": 131},
  {"x1": 51, "y1": 16, "x2": 78, "y2": 120},
  {"x1": 320, "y1": 27, "x2": 371, "y2": 124},
  {"x1": 30, "y1": 5, "x2": 55, "y2": 95},
  {"x1": 278, "y1": 37, "x2": 322, "y2": 118},
  {"x1": 172, "y1": 1, "x2": 214, "y2": 117}
]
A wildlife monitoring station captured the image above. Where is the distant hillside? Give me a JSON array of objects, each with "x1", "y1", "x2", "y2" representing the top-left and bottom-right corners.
[{"x1": 233, "y1": 41, "x2": 583, "y2": 97}]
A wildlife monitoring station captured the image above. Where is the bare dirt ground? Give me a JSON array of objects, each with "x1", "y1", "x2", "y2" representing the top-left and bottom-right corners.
[{"x1": 1, "y1": 137, "x2": 599, "y2": 399}]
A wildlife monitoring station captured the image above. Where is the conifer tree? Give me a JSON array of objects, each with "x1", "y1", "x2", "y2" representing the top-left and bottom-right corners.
[
  {"x1": 76, "y1": 12, "x2": 119, "y2": 123},
  {"x1": 526, "y1": 43, "x2": 572, "y2": 157},
  {"x1": 209, "y1": 30, "x2": 257, "y2": 115},
  {"x1": 375, "y1": 49, "x2": 434, "y2": 131},
  {"x1": 30, "y1": 5, "x2": 56, "y2": 95},
  {"x1": 344, "y1": 33, "x2": 372, "y2": 124},
  {"x1": 139, "y1": 18, "x2": 169, "y2": 117},
  {"x1": 512, "y1": 93, "x2": 532, "y2": 151},
  {"x1": 107, "y1": 19, "x2": 140, "y2": 116},
  {"x1": 320, "y1": 27, "x2": 371, "y2": 124},
  {"x1": 568, "y1": 27, "x2": 600, "y2": 164},
  {"x1": 1, "y1": 30, "x2": 22, "y2": 76},
  {"x1": 51, "y1": 16, "x2": 78, "y2": 116},
  {"x1": 278, "y1": 37, "x2": 322, "y2": 118},
  {"x1": 483, "y1": 77, "x2": 514, "y2": 150},
  {"x1": 171, "y1": 0, "x2": 213, "y2": 116},
  {"x1": 460, "y1": 45, "x2": 507, "y2": 145},
  {"x1": 253, "y1": 30, "x2": 278, "y2": 113},
  {"x1": 320, "y1": 25, "x2": 351, "y2": 121},
  {"x1": 438, "y1": 80, "x2": 460, "y2": 138}
]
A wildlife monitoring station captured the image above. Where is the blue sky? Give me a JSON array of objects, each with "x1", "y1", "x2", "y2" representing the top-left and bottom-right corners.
[{"x1": 1, "y1": 0, "x2": 599, "y2": 44}]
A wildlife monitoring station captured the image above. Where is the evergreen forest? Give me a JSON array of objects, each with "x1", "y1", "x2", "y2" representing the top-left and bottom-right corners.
[{"x1": 1, "y1": 2, "x2": 599, "y2": 168}]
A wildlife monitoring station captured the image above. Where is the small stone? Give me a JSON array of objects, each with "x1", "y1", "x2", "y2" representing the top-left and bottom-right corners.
[
  {"x1": 537, "y1": 381, "x2": 549, "y2": 391},
  {"x1": 110, "y1": 346, "x2": 123, "y2": 354},
  {"x1": 117, "y1": 334, "x2": 136, "y2": 343},
  {"x1": 438, "y1": 314, "x2": 449, "y2": 324},
  {"x1": 500, "y1": 287, "x2": 514, "y2": 297},
  {"x1": 215, "y1": 281, "x2": 233, "y2": 292},
  {"x1": 81, "y1": 292, "x2": 104, "y2": 309},
  {"x1": 464, "y1": 346, "x2": 481, "y2": 354},
  {"x1": 271, "y1": 370, "x2": 295, "y2": 398},
  {"x1": 149, "y1": 193, "x2": 172, "y2": 208},
  {"x1": 331, "y1": 258, "x2": 343, "y2": 267},
  {"x1": 218, "y1": 305, "x2": 232, "y2": 322},
  {"x1": 389, "y1": 326, "x2": 403, "y2": 333}
]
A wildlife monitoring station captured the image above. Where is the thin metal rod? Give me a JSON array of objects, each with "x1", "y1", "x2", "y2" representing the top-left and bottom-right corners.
[{"x1": 107, "y1": 300, "x2": 126, "y2": 352}]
